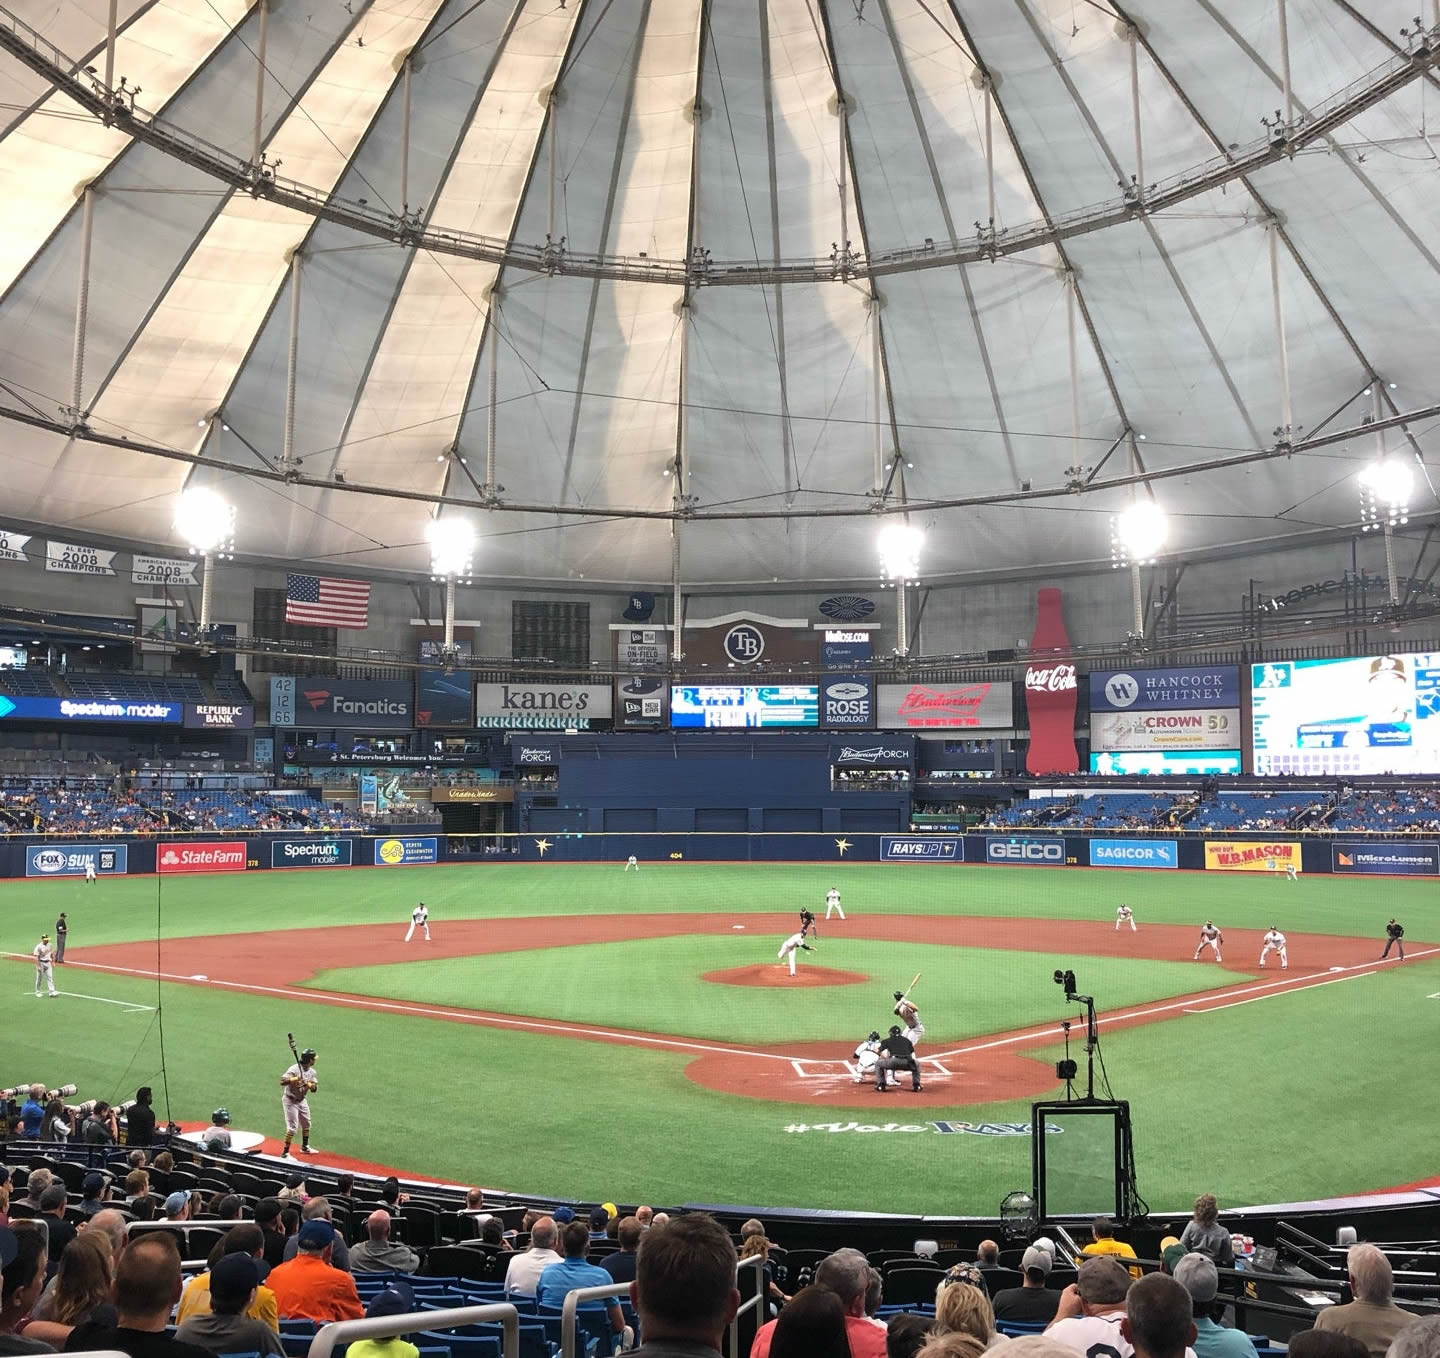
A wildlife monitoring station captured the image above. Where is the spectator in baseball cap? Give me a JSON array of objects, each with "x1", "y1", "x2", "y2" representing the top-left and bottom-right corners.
[
  {"x1": 346, "y1": 1284, "x2": 419, "y2": 1358},
  {"x1": 553, "y1": 1206, "x2": 576, "y2": 1225},
  {"x1": 1045, "y1": 1257, "x2": 1132, "y2": 1358},
  {"x1": 79, "y1": 1174, "x2": 109, "y2": 1218},
  {"x1": 992, "y1": 1246, "x2": 1061, "y2": 1324},
  {"x1": 265, "y1": 1220, "x2": 362, "y2": 1323},
  {"x1": 1173, "y1": 1255, "x2": 1255, "y2": 1358},
  {"x1": 162, "y1": 1192, "x2": 190, "y2": 1222},
  {"x1": 176, "y1": 1254, "x2": 283, "y2": 1358},
  {"x1": 176, "y1": 1224, "x2": 277, "y2": 1330}
]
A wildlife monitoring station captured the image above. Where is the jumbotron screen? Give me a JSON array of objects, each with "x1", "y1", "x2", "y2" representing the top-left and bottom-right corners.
[
  {"x1": 670, "y1": 685, "x2": 818, "y2": 729},
  {"x1": 1250, "y1": 652, "x2": 1440, "y2": 775}
]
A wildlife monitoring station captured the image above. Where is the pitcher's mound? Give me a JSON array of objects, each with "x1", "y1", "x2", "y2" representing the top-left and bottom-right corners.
[{"x1": 704, "y1": 964, "x2": 869, "y2": 988}]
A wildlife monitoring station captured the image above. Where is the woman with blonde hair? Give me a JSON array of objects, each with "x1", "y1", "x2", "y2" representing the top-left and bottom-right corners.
[
  {"x1": 917, "y1": 1335, "x2": 988, "y2": 1358},
  {"x1": 21, "y1": 1233, "x2": 116, "y2": 1346},
  {"x1": 934, "y1": 1275, "x2": 999, "y2": 1348},
  {"x1": 738, "y1": 1231, "x2": 790, "y2": 1312},
  {"x1": 1179, "y1": 1193, "x2": 1234, "y2": 1268}
]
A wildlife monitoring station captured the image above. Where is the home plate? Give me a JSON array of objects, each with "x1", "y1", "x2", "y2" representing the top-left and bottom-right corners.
[{"x1": 732, "y1": 925, "x2": 745, "y2": 930}]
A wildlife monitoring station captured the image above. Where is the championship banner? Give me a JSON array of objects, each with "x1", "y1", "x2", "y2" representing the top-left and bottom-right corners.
[
  {"x1": 46, "y1": 540, "x2": 117, "y2": 576},
  {"x1": 0, "y1": 531, "x2": 31, "y2": 563},
  {"x1": 132, "y1": 554, "x2": 198, "y2": 587},
  {"x1": 1203, "y1": 841, "x2": 1301, "y2": 872},
  {"x1": 1091, "y1": 708, "x2": 1240, "y2": 752}
]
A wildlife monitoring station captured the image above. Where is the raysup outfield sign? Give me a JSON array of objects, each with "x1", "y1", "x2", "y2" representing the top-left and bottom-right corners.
[{"x1": 881, "y1": 837, "x2": 961, "y2": 861}]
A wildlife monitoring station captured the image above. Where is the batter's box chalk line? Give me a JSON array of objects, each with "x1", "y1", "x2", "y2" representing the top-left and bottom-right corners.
[{"x1": 791, "y1": 1058, "x2": 953, "y2": 1081}]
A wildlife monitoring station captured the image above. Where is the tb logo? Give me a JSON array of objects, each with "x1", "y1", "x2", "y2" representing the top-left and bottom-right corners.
[{"x1": 723, "y1": 624, "x2": 765, "y2": 664}]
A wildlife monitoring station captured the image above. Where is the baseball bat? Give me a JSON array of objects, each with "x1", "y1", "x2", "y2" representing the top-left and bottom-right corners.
[{"x1": 905, "y1": 972, "x2": 921, "y2": 996}]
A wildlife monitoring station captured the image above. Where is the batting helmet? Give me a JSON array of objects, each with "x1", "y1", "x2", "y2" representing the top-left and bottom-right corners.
[
  {"x1": 868, "y1": 1031, "x2": 881, "y2": 1042},
  {"x1": 893, "y1": 991, "x2": 905, "y2": 1001},
  {"x1": 301, "y1": 1048, "x2": 317, "y2": 1062},
  {"x1": 211, "y1": 1108, "x2": 230, "y2": 1125}
]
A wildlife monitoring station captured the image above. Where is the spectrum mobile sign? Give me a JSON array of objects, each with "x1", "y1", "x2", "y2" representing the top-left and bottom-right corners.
[
  {"x1": 1089, "y1": 839, "x2": 1178, "y2": 869},
  {"x1": 271, "y1": 838, "x2": 353, "y2": 868},
  {"x1": 157, "y1": 841, "x2": 247, "y2": 874},
  {"x1": 881, "y1": 837, "x2": 962, "y2": 861}
]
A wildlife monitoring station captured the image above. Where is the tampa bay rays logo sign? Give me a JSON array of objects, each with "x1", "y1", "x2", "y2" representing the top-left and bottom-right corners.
[{"x1": 723, "y1": 623, "x2": 765, "y2": 664}]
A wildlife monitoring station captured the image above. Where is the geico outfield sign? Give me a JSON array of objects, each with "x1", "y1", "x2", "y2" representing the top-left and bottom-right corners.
[
  {"x1": 985, "y1": 836, "x2": 1066, "y2": 865},
  {"x1": 475, "y1": 684, "x2": 611, "y2": 726},
  {"x1": 1203, "y1": 841, "x2": 1301, "y2": 872}
]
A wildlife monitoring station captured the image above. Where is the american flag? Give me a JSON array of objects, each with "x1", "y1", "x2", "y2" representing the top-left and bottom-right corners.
[{"x1": 284, "y1": 574, "x2": 370, "y2": 630}]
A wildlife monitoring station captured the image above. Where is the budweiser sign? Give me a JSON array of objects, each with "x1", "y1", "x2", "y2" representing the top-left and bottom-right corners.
[
  {"x1": 878, "y1": 681, "x2": 1012, "y2": 730},
  {"x1": 1025, "y1": 664, "x2": 1077, "y2": 692}
]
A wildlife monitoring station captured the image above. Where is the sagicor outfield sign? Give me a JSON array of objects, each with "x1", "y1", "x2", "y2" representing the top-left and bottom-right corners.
[
  {"x1": 1088, "y1": 839, "x2": 1178, "y2": 869},
  {"x1": 26, "y1": 844, "x2": 128, "y2": 877}
]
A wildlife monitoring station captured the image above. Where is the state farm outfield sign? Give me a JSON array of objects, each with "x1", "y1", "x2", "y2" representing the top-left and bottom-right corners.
[
  {"x1": 878, "y1": 681, "x2": 1013, "y2": 730},
  {"x1": 475, "y1": 683, "x2": 611, "y2": 729},
  {"x1": 157, "y1": 841, "x2": 247, "y2": 874}
]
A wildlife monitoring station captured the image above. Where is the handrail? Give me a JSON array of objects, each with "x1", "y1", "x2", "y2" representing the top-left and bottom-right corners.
[
  {"x1": 311, "y1": 1304, "x2": 519, "y2": 1358},
  {"x1": 557, "y1": 1282, "x2": 627, "y2": 1358},
  {"x1": 731, "y1": 1255, "x2": 767, "y2": 1358}
]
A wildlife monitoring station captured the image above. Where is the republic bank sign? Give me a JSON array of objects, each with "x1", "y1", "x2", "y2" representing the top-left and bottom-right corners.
[{"x1": 474, "y1": 683, "x2": 613, "y2": 729}]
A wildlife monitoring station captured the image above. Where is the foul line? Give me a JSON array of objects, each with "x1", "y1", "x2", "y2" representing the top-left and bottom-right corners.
[
  {"x1": 1, "y1": 954, "x2": 788, "y2": 1063},
  {"x1": 928, "y1": 948, "x2": 1440, "y2": 1063},
  {"x1": 18, "y1": 988, "x2": 155, "y2": 1012}
]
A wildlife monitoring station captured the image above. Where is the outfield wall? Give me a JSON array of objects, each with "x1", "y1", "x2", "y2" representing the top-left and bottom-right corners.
[{"x1": 2, "y1": 830, "x2": 1436, "y2": 877}]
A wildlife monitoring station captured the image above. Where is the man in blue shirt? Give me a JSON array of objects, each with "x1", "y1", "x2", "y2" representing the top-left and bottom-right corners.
[
  {"x1": 18, "y1": 1086, "x2": 46, "y2": 1139},
  {"x1": 536, "y1": 1222, "x2": 632, "y2": 1349},
  {"x1": 1174, "y1": 1254, "x2": 1258, "y2": 1358}
]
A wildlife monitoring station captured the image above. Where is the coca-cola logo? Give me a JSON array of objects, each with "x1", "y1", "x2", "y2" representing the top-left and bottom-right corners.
[
  {"x1": 1025, "y1": 665, "x2": 1077, "y2": 692},
  {"x1": 897, "y1": 685, "x2": 989, "y2": 716}
]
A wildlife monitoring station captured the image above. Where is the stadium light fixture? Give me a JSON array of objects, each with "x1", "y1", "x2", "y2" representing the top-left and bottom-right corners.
[
  {"x1": 1358, "y1": 457, "x2": 1413, "y2": 531},
  {"x1": 173, "y1": 488, "x2": 235, "y2": 641},
  {"x1": 427, "y1": 515, "x2": 476, "y2": 670},
  {"x1": 1109, "y1": 499, "x2": 1167, "y2": 648},
  {"x1": 877, "y1": 521, "x2": 924, "y2": 657},
  {"x1": 1359, "y1": 456, "x2": 1413, "y2": 608}
]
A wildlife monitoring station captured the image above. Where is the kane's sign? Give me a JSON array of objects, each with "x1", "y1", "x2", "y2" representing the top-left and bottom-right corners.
[{"x1": 475, "y1": 683, "x2": 611, "y2": 729}]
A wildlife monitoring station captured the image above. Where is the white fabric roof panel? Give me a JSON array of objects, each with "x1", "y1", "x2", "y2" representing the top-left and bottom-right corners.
[{"x1": 0, "y1": 0, "x2": 1434, "y2": 586}]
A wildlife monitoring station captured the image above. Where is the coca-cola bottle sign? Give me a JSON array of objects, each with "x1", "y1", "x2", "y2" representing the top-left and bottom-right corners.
[{"x1": 1025, "y1": 591, "x2": 1079, "y2": 774}]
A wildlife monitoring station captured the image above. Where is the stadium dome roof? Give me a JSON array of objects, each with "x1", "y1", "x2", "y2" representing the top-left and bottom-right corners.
[{"x1": 0, "y1": 0, "x2": 1437, "y2": 587}]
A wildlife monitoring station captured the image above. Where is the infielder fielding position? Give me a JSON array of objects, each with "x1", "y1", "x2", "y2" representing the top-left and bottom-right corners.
[
  {"x1": 1115, "y1": 905, "x2": 1136, "y2": 932},
  {"x1": 825, "y1": 887, "x2": 845, "y2": 920},
  {"x1": 405, "y1": 902, "x2": 430, "y2": 942},
  {"x1": 280, "y1": 1036, "x2": 318, "y2": 1157},
  {"x1": 1194, "y1": 921, "x2": 1224, "y2": 962},
  {"x1": 1259, "y1": 928, "x2": 1288, "y2": 969}
]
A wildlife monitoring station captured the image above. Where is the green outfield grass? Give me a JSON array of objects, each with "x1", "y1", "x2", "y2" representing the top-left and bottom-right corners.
[
  {"x1": 3, "y1": 860, "x2": 1437, "y2": 1216},
  {"x1": 307, "y1": 937, "x2": 1251, "y2": 1043}
]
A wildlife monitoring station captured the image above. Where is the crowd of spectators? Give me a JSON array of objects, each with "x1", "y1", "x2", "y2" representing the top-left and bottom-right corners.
[
  {"x1": 4, "y1": 1149, "x2": 1437, "y2": 1358},
  {"x1": 0, "y1": 786, "x2": 367, "y2": 836},
  {"x1": 1330, "y1": 789, "x2": 1440, "y2": 834}
]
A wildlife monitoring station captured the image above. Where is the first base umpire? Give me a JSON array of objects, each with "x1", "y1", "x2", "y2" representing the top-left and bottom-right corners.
[{"x1": 1381, "y1": 918, "x2": 1405, "y2": 960}]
